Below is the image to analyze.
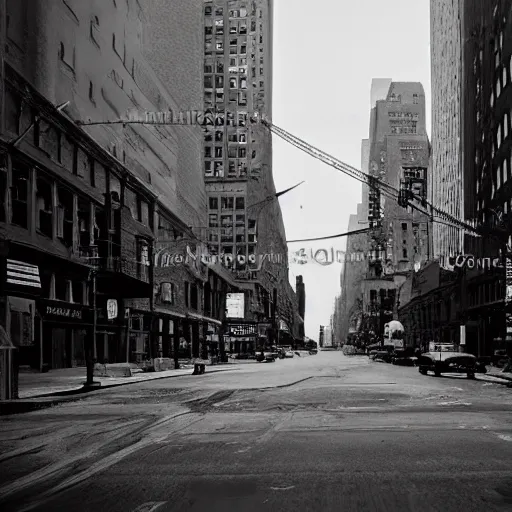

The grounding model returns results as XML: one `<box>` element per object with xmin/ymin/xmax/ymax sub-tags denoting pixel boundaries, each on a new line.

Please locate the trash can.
<box><xmin>0</xmin><ymin>325</ymin><xmax>18</xmax><ymax>400</ymax></box>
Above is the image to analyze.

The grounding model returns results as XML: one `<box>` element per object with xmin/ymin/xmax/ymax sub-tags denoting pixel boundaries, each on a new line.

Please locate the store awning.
<box><xmin>5</xmin><ymin>259</ymin><xmax>41</xmax><ymax>296</ymax></box>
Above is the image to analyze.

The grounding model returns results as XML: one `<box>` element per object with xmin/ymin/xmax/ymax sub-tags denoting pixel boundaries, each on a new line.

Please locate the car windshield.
<box><xmin>433</xmin><ymin>344</ymin><xmax>456</xmax><ymax>352</ymax></box>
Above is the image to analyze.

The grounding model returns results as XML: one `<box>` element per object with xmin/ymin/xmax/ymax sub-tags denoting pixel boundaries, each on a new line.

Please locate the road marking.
<box><xmin>130</xmin><ymin>503</ymin><xmax>167</xmax><ymax>512</ymax></box>
<box><xmin>497</xmin><ymin>434</ymin><xmax>512</xmax><ymax>442</ymax></box>
<box><xmin>270</xmin><ymin>486</ymin><xmax>295</xmax><ymax>491</ymax></box>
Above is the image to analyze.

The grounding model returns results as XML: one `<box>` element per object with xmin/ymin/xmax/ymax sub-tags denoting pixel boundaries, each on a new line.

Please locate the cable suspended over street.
<box><xmin>261</xmin><ymin>118</ymin><xmax>479</xmax><ymax>236</ymax></box>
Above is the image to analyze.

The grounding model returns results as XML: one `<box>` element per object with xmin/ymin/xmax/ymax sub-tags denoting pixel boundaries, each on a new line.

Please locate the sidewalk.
<box><xmin>17</xmin><ymin>363</ymin><xmax>241</xmax><ymax>399</ymax></box>
<box><xmin>475</xmin><ymin>367</ymin><xmax>512</xmax><ymax>386</ymax></box>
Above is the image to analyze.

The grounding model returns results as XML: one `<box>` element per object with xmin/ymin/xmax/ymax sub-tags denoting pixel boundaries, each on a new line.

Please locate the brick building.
<box><xmin>430</xmin><ymin>0</ymin><xmax>464</xmax><ymax>266</ymax></box>
<box><xmin>201</xmin><ymin>0</ymin><xmax>297</xmax><ymax>353</ymax></box>
<box><xmin>0</xmin><ymin>0</ymin><xmax>239</xmax><ymax>371</ymax></box>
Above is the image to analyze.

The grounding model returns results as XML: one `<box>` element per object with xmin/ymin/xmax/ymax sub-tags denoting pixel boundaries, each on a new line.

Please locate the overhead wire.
<box><xmin>261</xmin><ymin>119</ymin><xmax>482</xmax><ymax>237</ymax></box>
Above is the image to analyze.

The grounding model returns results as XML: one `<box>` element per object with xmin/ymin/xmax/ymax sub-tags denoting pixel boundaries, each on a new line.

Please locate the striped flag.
<box><xmin>6</xmin><ymin>259</ymin><xmax>41</xmax><ymax>289</ymax></box>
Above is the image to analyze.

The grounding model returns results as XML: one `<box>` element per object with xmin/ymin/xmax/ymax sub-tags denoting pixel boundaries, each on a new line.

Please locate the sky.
<box><xmin>271</xmin><ymin>0</ymin><xmax>432</xmax><ymax>340</ymax></box>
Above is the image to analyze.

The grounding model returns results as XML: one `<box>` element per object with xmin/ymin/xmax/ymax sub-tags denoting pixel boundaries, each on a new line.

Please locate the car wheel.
<box><xmin>467</xmin><ymin>372</ymin><xmax>475</xmax><ymax>379</ymax></box>
<box><xmin>419</xmin><ymin>367</ymin><xmax>427</xmax><ymax>375</ymax></box>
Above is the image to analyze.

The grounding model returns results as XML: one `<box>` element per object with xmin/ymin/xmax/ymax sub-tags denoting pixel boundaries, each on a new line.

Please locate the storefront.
<box><xmin>36</xmin><ymin>299</ymin><xmax>93</xmax><ymax>369</ymax></box>
<box><xmin>224</xmin><ymin>322</ymin><xmax>257</xmax><ymax>354</ymax></box>
<box><xmin>2</xmin><ymin>259</ymin><xmax>42</xmax><ymax>369</ymax></box>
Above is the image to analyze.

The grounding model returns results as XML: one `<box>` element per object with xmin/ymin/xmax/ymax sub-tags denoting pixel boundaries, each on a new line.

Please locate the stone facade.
<box><xmin>0</xmin><ymin>0</ymin><xmax>230</xmax><ymax>367</ymax></box>
<box><xmin>201</xmin><ymin>0</ymin><xmax>296</xmax><ymax>346</ymax></box>
<box><xmin>430</xmin><ymin>0</ymin><xmax>464</xmax><ymax>266</ymax></box>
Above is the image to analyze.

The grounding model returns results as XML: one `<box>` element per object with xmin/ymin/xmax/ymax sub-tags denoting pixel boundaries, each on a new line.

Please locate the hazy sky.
<box><xmin>272</xmin><ymin>0</ymin><xmax>432</xmax><ymax>340</ymax></box>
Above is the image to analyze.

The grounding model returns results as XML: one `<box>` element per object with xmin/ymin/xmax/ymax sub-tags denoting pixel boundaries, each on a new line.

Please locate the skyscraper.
<box><xmin>202</xmin><ymin>1</ymin><xmax>295</xmax><ymax>347</ymax></box>
<box><xmin>430</xmin><ymin>0</ymin><xmax>464</xmax><ymax>266</ymax></box>
<box><xmin>459</xmin><ymin>0</ymin><xmax>511</xmax><ymax>355</ymax></box>
<box><xmin>362</xmin><ymin>81</ymin><xmax>431</xmax><ymax>340</ymax></box>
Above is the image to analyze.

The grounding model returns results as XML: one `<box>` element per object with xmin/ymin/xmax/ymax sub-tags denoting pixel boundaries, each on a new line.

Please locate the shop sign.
<box><xmin>107</xmin><ymin>299</ymin><xmax>118</xmax><ymax>320</ymax></box>
<box><xmin>46</xmin><ymin>306</ymin><xmax>82</xmax><ymax>319</ymax></box>
<box><xmin>39</xmin><ymin>300</ymin><xmax>91</xmax><ymax>322</ymax></box>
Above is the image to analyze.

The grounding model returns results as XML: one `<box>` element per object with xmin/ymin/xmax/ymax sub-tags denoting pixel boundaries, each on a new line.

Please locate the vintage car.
<box><xmin>391</xmin><ymin>348</ymin><xmax>418</xmax><ymax>366</ymax></box>
<box><xmin>418</xmin><ymin>344</ymin><xmax>484</xmax><ymax>378</ymax></box>
<box><xmin>256</xmin><ymin>351</ymin><xmax>276</xmax><ymax>362</ymax></box>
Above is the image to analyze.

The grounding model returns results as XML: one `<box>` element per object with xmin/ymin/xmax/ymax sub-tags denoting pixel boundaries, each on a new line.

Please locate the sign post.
<box><xmin>505</xmin><ymin>251</ymin><xmax>512</xmax><ymax>355</ymax></box>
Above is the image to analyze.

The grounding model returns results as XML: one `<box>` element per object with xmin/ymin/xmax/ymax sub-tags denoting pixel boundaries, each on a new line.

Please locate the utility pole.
<box><xmin>84</xmin><ymin>270</ymin><xmax>100</xmax><ymax>388</ymax></box>
<box><xmin>271</xmin><ymin>287</ymin><xmax>278</xmax><ymax>348</ymax></box>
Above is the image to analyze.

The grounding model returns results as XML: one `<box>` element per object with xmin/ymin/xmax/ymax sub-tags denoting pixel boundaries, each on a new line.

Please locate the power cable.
<box><xmin>287</xmin><ymin>228</ymin><xmax>371</xmax><ymax>243</ymax></box>
<box><xmin>261</xmin><ymin>119</ymin><xmax>482</xmax><ymax>236</ymax></box>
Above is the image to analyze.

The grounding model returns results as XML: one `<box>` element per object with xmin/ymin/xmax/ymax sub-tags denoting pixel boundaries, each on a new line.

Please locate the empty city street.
<box><xmin>1</xmin><ymin>351</ymin><xmax>512</xmax><ymax>511</ymax></box>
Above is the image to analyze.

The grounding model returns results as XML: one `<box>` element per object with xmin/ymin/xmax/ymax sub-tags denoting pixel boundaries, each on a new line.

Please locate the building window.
<box><xmin>36</xmin><ymin>175</ymin><xmax>53</xmax><ymax>238</ymax></box>
<box><xmin>235</xmin><ymin>197</ymin><xmax>245</xmax><ymax>210</ymax></box>
<box><xmin>402</xmin><ymin>248</ymin><xmax>408</xmax><ymax>259</ymax></box>
<box><xmin>209</xmin><ymin>197</ymin><xmax>218</xmax><ymax>210</ymax></box>
<box><xmin>221</xmin><ymin>197</ymin><xmax>234</xmax><ymax>210</ymax></box>
<box><xmin>137</xmin><ymin>240</ymin><xmax>150</xmax><ymax>281</ymax></box>
<box><xmin>11</xmin><ymin>161</ymin><xmax>30</xmax><ymax>229</ymax></box>
<box><xmin>208</xmin><ymin>213</ymin><xmax>218</xmax><ymax>227</ymax></box>
<box><xmin>160</xmin><ymin>283</ymin><xmax>175</xmax><ymax>305</ymax></box>
<box><xmin>184</xmin><ymin>282</ymin><xmax>189</xmax><ymax>307</ymax></box>
<box><xmin>190</xmin><ymin>284</ymin><xmax>198</xmax><ymax>310</ymax></box>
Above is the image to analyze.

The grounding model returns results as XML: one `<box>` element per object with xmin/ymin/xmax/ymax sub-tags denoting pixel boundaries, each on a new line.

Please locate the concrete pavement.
<box><xmin>0</xmin><ymin>351</ymin><xmax>511</xmax><ymax>511</ymax></box>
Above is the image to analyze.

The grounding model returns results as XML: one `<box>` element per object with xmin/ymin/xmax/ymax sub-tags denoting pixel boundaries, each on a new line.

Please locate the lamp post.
<box><xmin>84</xmin><ymin>269</ymin><xmax>100</xmax><ymax>388</ymax></box>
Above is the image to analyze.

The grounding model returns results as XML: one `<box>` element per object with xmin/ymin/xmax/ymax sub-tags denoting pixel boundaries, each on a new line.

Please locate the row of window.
<box><xmin>202</xmin><ymin>111</ymin><xmax>251</xmax><ymax>128</ymax></box>
<box><xmin>494</xmin><ymin>110</ymin><xmax>512</xmax><ymax>154</ymax></box>
<box><xmin>491</xmin><ymin>55</ymin><xmax>512</xmax><ymax>108</ymax></box>
<box><xmin>205</xmin><ymin>146</ymin><xmax>256</xmax><ymax>159</ymax></box>
<box><xmin>208</xmin><ymin>196</ymin><xmax>246</xmax><ymax>211</ymax></box>
<box><xmin>205</xmin><ymin>160</ymin><xmax>248</xmax><ymax>178</ymax></box>
<box><xmin>204</xmin><ymin>4</ymin><xmax>262</xmax><ymax>19</ymax></box>
<box><xmin>389</xmin><ymin>112</ymin><xmax>419</xmax><ymax>119</ymax></box>
<box><xmin>4</xmin><ymin>85</ymin><xmax>154</xmax><ymax>227</ymax></box>
<box><xmin>204</xmin><ymin>75</ymin><xmax>248</xmax><ymax>90</ymax></box>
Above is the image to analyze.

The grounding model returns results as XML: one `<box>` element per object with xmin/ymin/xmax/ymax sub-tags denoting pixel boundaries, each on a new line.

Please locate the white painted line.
<box><xmin>497</xmin><ymin>434</ymin><xmax>512</xmax><ymax>442</ymax></box>
<box><xmin>270</xmin><ymin>486</ymin><xmax>295</xmax><ymax>491</ymax></box>
<box><xmin>130</xmin><ymin>503</ymin><xmax>167</xmax><ymax>512</ymax></box>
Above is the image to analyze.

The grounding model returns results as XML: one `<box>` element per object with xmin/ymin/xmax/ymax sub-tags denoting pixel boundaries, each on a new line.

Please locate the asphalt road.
<box><xmin>1</xmin><ymin>351</ymin><xmax>512</xmax><ymax>512</ymax></box>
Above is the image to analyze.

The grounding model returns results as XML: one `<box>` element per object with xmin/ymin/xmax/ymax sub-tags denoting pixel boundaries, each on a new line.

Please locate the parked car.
<box><xmin>418</xmin><ymin>346</ymin><xmax>481</xmax><ymax>378</ymax></box>
<box><xmin>392</xmin><ymin>349</ymin><xmax>418</xmax><ymax>366</ymax></box>
<box><xmin>256</xmin><ymin>352</ymin><xmax>276</xmax><ymax>362</ymax></box>
<box><xmin>372</xmin><ymin>350</ymin><xmax>393</xmax><ymax>363</ymax></box>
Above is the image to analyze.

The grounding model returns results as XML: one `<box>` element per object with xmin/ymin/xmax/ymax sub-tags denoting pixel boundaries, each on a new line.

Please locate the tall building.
<box><xmin>430</xmin><ymin>0</ymin><xmax>464</xmax><ymax>266</ymax></box>
<box><xmin>202</xmin><ymin>1</ymin><xmax>296</xmax><ymax>351</ymax></box>
<box><xmin>459</xmin><ymin>0</ymin><xmax>511</xmax><ymax>355</ymax></box>
<box><xmin>362</xmin><ymin>81</ymin><xmax>432</xmax><ymax>341</ymax></box>
<box><xmin>0</xmin><ymin>0</ymin><xmax>234</xmax><ymax>375</ymax></box>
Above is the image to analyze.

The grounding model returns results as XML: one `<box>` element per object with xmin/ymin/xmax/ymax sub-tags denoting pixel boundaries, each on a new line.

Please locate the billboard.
<box><xmin>226</xmin><ymin>293</ymin><xmax>245</xmax><ymax>319</ymax></box>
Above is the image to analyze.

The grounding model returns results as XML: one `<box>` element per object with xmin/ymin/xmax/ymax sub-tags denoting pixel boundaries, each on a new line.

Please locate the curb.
<box><xmin>475</xmin><ymin>374</ymin><xmax>512</xmax><ymax>387</ymax></box>
<box><xmin>2</xmin><ymin>366</ymin><xmax>240</xmax><ymax>415</ymax></box>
